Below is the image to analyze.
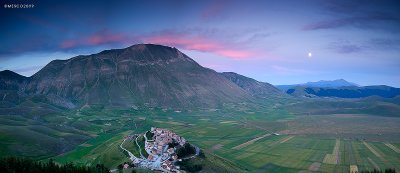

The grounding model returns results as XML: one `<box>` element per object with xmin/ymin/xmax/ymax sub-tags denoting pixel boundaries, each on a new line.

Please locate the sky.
<box><xmin>1</xmin><ymin>0</ymin><xmax>400</xmax><ymax>87</ymax></box>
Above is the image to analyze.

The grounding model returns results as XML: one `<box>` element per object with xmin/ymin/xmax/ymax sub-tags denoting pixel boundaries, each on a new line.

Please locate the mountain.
<box><xmin>0</xmin><ymin>70</ymin><xmax>28</xmax><ymax>106</ymax></box>
<box><xmin>286</xmin><ymin>85</ymin><xmax>400</xmax><ymax>98</ymax></box>
<box><xmin>276</xmin><ymin>79</ymin><xmax>358</xmax><ymax>91</ymax></box>
<box><xmin>0</xmin><ymin>70</ymin><xmax>27</xmax><ymax>90</ymax></box>
<box><xmin>15</xmin><ymin>44</ymin><xmax>255</xmax><ymax>109</ymax></box>
<box><xmin>221</xmin><ymin>72</ymin><xmax>283</xmax><ymax>98</ymax></box>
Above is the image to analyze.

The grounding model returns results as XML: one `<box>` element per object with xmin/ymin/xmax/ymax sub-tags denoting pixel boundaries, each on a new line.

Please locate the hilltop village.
<box><xmin>119</xmin><ymin>127</ymin><xmax>199</xmax><ymax>172</ymax></box>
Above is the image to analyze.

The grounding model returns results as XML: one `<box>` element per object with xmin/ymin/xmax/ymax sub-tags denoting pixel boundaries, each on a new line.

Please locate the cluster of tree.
<box><xmin>167</xmin><ymin>139</ymin><xmax>179</xmax><ymax>148</ymax></box>
<box><xmin>198</xmin><ymin>150</ymin><xmax>205</xmax><ymax>158</ymax></box>
<box><xmin>359</xmin><ymin>169</ymin><xmax>396</xmax><ymax>173</ymax></box>
<box><xmin>0</xmin><ymin>157</ymin><xmax>109</xmax><ymax>173</ymax></box>
<box><xmin>176</xmin><ymin>143</ymin><xmax>196</xmax><ymax>158</ymax></box>
<box><xmin>145</xmin><ymin>131</ymin><xmax>154</xmax><ymax>140</ymax></box>
<box><xmin>176</xmin><ymin>159</ymin><xmax>202</xmax><ymax>173</ymax></box>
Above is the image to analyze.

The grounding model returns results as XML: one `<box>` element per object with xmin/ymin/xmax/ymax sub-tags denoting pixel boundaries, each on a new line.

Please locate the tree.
<box><xmin>176</xmin><ymin>159</ymin><xmax>203</xmax><ymax>172</ymax></box>
<box><xmin>198</xmin><ymin>150</ymin><xmax>205</xmax><ymax>158</ymax></box>
<box><xmin>117</xmin><ymin>164</ymin><xmax>123</xmax><ymax>170</ymax></box>
<box><xmin>177</xmin><ymin>143</ymin><xmax>196</xmax><ymax>158</ymax></box>
<box><xmin>168</xmin><ymin>139</ymin><xmax>179</xmax><ymax>148</ymax></box>
<box><xmin>146</xmin><ymin>131</ymin><xmax>154</xmax><ymax>139</ymax></box>
<box><xmin>360</xmin><ymin>169</ymin><xmax>397</xmax><ymax>173</ymax></box>
<box><xmin>0</xmin><ymin>156</ymin><xmax>110</xmax><ymax>173</ymax></box>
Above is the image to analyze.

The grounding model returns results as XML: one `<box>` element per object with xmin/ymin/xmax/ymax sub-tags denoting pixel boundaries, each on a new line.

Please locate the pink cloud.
<box><xmin>60</xmin><ymin>32</ymin><xmax>127</xmax><ymax>49</ymax></box>
<box><xmin>60</xmin><ymin>40</ymin><xmax>77</xmax><ymax>49</ymax></box>
<box><xmin>143</xmin><ymin>33</ymin><xmax>257</xmax><ymax>59</ymax></box>
<box><xmin>86</xmin><ymin>34</ymin><xmax>124</xmax><ymax>45</ymax></box>
<box><xmin>58</xmin><ymin>30</ymin><xmax>261</xmax><ymax>60</ymax></box>
<box><xmin>216</xmin><ymin>50</ymin><xmax>254</xmax><ymax>59</ymax></box>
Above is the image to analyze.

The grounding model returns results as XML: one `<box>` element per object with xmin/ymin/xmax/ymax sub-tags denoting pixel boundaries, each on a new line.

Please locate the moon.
<box><xmin>308</xmin><ymin>52</ymin><xmax>312</xmax><ymax>57</ymax></box>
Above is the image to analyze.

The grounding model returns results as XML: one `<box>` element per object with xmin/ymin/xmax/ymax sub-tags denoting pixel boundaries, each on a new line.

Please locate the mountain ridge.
<box><xmin>0</xmin><ymin>70</ymin><xmax>27</xmax><ymax>90</ymax></box>
<box><xmin>286</xmin><ymin>85</ymin><xmax>400</xmax><ymax>98</ymax></box>
<box><xmin>220</xmin><ymin>72</ymin><xmax>284</xmax><ymax>98</ymax></box>
<box><xmin>276</xmin><ymin>79</ymin><xmax>358</xmax><ymax>91</ymax></box>
<box><xmin>2</xmin><ymin>44</ymin><xmax>260</xmax><ymax>109</ymax></box>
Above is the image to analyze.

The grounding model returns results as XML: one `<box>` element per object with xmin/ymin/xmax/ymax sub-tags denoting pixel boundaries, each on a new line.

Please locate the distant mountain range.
<box><xmin>0</xmin><ymin>44</ymin><xmax>282</xmax><ymax>109</ymax></box>
<box><xmin>276</xmin><ymin>79</ymin><xmax>358</xmax><ymax>91</ymax></box>
<box><xmin>277</xmin><ymin>79</ymin><xmax>400</xmax><ymax>98</ymax></box>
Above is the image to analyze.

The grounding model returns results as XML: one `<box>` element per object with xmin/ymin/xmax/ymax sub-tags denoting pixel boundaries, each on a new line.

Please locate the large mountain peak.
<box><xmin>25</xmin><ymin>44</ymin><xmax>253</xmax><ymax>108</ymax></box>
<box><xmin>92</xmin><ymin>44</ymin><xmax>192</xmax><ymax>63</ymax></box>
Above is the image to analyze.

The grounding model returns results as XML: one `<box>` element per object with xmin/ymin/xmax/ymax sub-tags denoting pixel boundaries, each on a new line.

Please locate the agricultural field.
<box><xmin>134</xmin><ymin>110</ymin><xmax>400</xmax><ymax>172</ymax></box>
<box><xmin>1</xmin><ymin>102</ymin><xmax>400</xmax><ymax>172</ymax></box>
<box><xmin>54</xmin><ymin>131</ymin><xmax>131</xmax><ymax>168</ymax></box>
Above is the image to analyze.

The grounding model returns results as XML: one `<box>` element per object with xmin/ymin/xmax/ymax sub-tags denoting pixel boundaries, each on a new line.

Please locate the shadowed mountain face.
<box><xmin>221</xmin><ymin>72</ymin><xmax>283</xmax><ymax>98</ymax></box>
<box><xmin>0</xmin><ymin>70</ymin><xmax>27</xmax><ymax>90</ymax></box>
<box><xmin>0</xmin><ymin>70</ymin><xmax>28</xmax><ymax>106</ymax></box>
<box><xmin>23</xmin><ymin>44</ymin><xmax>253</xmax><ymax>109</ymax></box>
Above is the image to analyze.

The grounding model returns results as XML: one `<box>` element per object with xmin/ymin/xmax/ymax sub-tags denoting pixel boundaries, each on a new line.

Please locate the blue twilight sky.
<box><xmin>1</xmin><ymin>0</ymin><xmax>399</xmax><ymax>86</ymax></box>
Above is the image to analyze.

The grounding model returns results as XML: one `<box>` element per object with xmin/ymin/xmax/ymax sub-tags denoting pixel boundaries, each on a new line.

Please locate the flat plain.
<box><xmin>1</xmin><ymin>98</ymin><xmax>400</xmax><ymax>172</ymax></box>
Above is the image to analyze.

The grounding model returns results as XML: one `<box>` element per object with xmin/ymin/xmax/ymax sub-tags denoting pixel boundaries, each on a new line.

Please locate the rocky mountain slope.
<box><xmin>221</xmin><ymin>72</ymin><xmax>283</xmax><ymax>98</ymax></box>
<box><xmin>4</xmin><ymin>44</ymin><xmax>259</xmax><ymax>109</ymax></box>
<box><xmin>0</xmin><ymin>70</ymin><xmax>28</xmax><ymax>106</ymax></box>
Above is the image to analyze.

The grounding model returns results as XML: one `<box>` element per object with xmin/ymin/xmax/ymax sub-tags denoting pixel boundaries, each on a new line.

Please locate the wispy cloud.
<box><xmin>200</xmin><ymin>0</ymin><xmax>227</xmax><ymax>21</ymax></box>
<box><xmin>334</xmin><ymin>44</ymin><xmax>362</xmax><ymax>54</ymax></box>
<box><xmin>327</xmin><ymin>40</ymin><xmax>364</xmax><ymax>54</ymax></box>
<box><xmin>303</xmin><ymin>18</ymin><xmax>357</xmax><ymax>31</ymax></box>
<box><xmin>144</xmin><ymin>35</ymin><xmax>257</xmax><ymax>59</ymax></box>
<box><xmin>368</xmin><ymin>38</ymin><xmax>400</xmax><ymax>50</ymax></box>
<box><xmin>304</xmin><ymin>0</ymin><xmax>400</xmax><ymax>31</ymax></box>
<box><xmin>327</xmin><ymin>38</ymin><xmax>400</xmax><ymax>54</ymax></box>
<box><xmin>49</xmin><ymin>28</ymin><xmax>264</xmax><ymax>60</ymax></box>
<box><xmin>303</xmin><ymin>14</ymin><xmax>400</xmax><ymax>31</ymax></box>
<box><xmin>60</xmin><ymin>31</ymin><xmax>127</xmax><ymax>49</ymax></box>
<box><xmin>323</xmin><ymin>0</ymin><xmax>365</xmax><ymax>14</ymax></box>
<box><xmin>141</xmin><ymin>30</ymin><xmax>260</xmax><ymax>59</ymax></box>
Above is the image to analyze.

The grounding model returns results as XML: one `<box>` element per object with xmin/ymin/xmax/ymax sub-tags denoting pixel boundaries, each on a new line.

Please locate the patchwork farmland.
<box><xmin>323</xmin><ymin>139</ymin><xmax>340</xmax><ymax>165</ymax></box>
<box><xmin>148</xmin><ymin>113</ymin><xmax>400</xmax><ymax>172</ymax></box>
<box><xmin>16</xmin><ymin>107</ymin><xmax>399</xmax><ymax>172</ymax></box>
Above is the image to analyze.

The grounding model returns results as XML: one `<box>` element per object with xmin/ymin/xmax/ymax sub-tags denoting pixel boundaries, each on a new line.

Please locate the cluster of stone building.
<box><xmin>145</xmin><ymin>127</ymin><xmax>187</xmax><ymax>171</ymax></box>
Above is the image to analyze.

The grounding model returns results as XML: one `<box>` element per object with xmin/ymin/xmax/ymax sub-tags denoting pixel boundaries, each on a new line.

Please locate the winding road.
<box><xmin>120</xmin><ymin>138</ymin><xmax>138</xmax><ymax>161</ymax></box>
<box><xmin>135</xmin><ymin>135</ymin><xmax>146</xmax><ymax>159</ymax></box>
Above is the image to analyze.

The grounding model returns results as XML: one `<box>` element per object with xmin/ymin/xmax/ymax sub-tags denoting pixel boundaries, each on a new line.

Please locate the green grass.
<box><xmin>54</xmin><ymin>131</ymin><xmax>132</xmax><ymax>168</ymax></box>
<box><xmin>122</xmin><ymin>139</ymin><xmax>140</xmax><ymax>158</ymax></box>
<box><xmin>137</xmin><ymin>135</ymin><xmax>148</xmax><ymax>158</ymax></box>
<box><xmin>1</xmin><ymin>103</ymin><xmax>400</xmax><ymax>172</ymax></box>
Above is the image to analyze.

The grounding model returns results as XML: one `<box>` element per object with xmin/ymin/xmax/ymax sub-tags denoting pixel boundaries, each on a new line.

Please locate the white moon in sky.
<box><xmin>308</xmin><ymin>52</ymin><xmax>312</xmax><ymax>57</ymax></box>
